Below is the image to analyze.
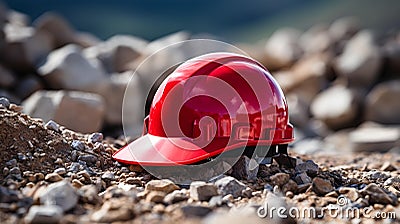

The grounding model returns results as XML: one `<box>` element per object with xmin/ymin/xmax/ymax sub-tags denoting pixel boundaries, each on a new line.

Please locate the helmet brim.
<box><xmin>112</xmin><ymin>133</ymin><xmax>294</xmax><ymax>166</ymax></box>
<box><xmin>112</xmin><ymin>134</ymin><xmax>234</xmax><ymax>166</ymax></box>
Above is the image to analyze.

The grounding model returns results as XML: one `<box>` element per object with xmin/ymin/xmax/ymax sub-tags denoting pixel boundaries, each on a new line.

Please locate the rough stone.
<box><xmin>23</xmin><ymin>90</ymin><xmax>105</xmax><ymax>133</ymax></box>
<box><xmin>329</xmin><ymin>17</ymin><xmax>359</xmax><ymax>41</ymax></box>
<box><xmin>90</xmin><ymin>199</ymin><xmax>134</xmax><ymax>222</ymax></box>
<box><xmin>295</xmin><ymin>160</ymin><xmax>319</xmax><ymax>177</ymax></box>
<box><xmin>101</xmin><ymin>171</ymin><xmax>115</xmax><ymax>181</ymax></box>
<box><xmin>78</xmin><ymin>154</ymin><xmax>97</xmax><ymax>166</ymax></box>
<box><xmin>44</xmin><ymin>173</ymin><xmax>63</xmax><ymax>182</ymax></box>
<box><xmin>44</xmin><ymin>120</ymin><xmax>59</xmax><ymax>132</ymax></box>
<box><xmin>34</xmin><ymin>12</ymin><xmax>76</xmax><ymax>48</ymax></box>
<box><xmin>181</xmin><ymin>205</ymin><xmax>212</xmax><ymax>218</ymax></box>
<box><xmin>365</xmin><ymin>81</ymin><xmax>400</xmax><ymax>124</ymax></box>
<box><xmin>380</xmin><ymin>162</ymin><xmax>397</xmax><ymax>172</ymax></box>
<box><xmin>274</xmin><ymin>53</ymin><xmax>330</xmax><ymax>105</ymax></box>
<box><xmin>270</xmin><ymin>173</ymin><xmax>290</xmax><ymax>187</ymax></box>
<box><xmin>334</xmin><ymin>31</ymin><xmax>382</xmax><ymax>87</ymax></box>
<box><xmin>215</xmin><ymin>176</ymin><xmax>246</xmax><ymax>198</ymax></box>
<box><xmin>2</xmin><ymin>24</ymin><xmax>53</xmax><ymax>72</ymax></box>
<box><xmin>91</xmin><ymin>72</ymin><xmax>143</xmax><ymax>130</ymax></box>
<box><xmin>230</xmin><ymin>156</ymin><xmax>259</xmax><ymax>181</ymax></box>
<box><xmin>312</xmin><ymin>177</ymin><xmax>334</xmax><ymax>196</ymax></box>
<box><xmin>146</xmin><ymin>191</ymin><xmax>166</xmax><ymax>203</ymax></box>
<box><xmin>189</xmin><ymin>181</ymin><xmax>218</xmax><ymax>201</ymax></box>
<box><xmin>37</xmin><ymin>44</ymin><xmax>107</xmax><ymax>90</ymax></box>
<box><xmin>311</xmin><ymin>85</ymin><xmax>360</xmax><ymax>130</ymax></box>
<box><xmin>300</xmin><ymin>25</ymin><xmax>332</xmax><ymax>54</ymax></box>
<box><xmin>294</xmin><ymin>172</ymin><xmax>312</xmax><ymax>184</ymax></box>
<box><xmin>125</xmin><ymin>177</ymin><xmax>142</xmax><ymax>186</ymax></box>
<box><xmin>145</xmin><ymin>179</ymin><xmax>179</xmax><ymax>194</ymax></box>
<box><xmin>282</xmin><ymin>180</ymin><xmax>298</xmax><ymax>194</ymax></box>
<box><xmin>264</xmin><ymin>28</ymin><xmax>302</xmax><ymax>69</ymax></box>
<box><xmin>363</xmin><ymin>170</ymin><xmax>390</xmax><ymax>181</ymax></box>
<box><xmin>24</xmin><ymin>205</ymin><xmax>63</xmax><ymax>224</ymax></box>
<box><xmin>83</xmin><ymin>35</ymin><xmax>147</xmax><ymax>73</ymax></box>
<box><xmin>349</xmin><ymin>124</ymin><xmax>400</xmax><ymax>152</ymax></box>
<box><xmin>384</xmin><ymin>177</ymin><xmax>400</xmax><ymax>186</ymax></box>
<box><xmin>163</xmin><ymin>189</ymin><xmax>188</xmax><ymax>204</ymax></box>
<box><xmin>53</xmin><ymin>168</ymin><xmax>66</xmax><ymax>176</ymax></box>
<box><xmin>79</xmin><ymin>185</ymin><xmax>102</xmax><ymax>205</ymax></box>
<box><xmin>88</xmin><ymin>132</ymin><xmax>103</xmax><ymax>143</ymax></box>
<box><xmin>39</xmin><ymin>181</ymin><xmax>78</xmax><ymax>211</ymax></box>
<box><xmin>0</xmin><ymin>97</ymin><xmax>10</xmax><ymax>109</ymax></box>
<box><xmin>360</xmin><ymin>183</ymin><xmax>396</xmax><ymax>205</ymax></box>
<box><xmin>339</xmin><ymin>187</ymin><xmax>359</xmax><ymax>201</ymax></box>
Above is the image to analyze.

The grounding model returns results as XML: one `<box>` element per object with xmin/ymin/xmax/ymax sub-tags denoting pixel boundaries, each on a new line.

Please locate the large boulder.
<box><xmin>84</xmin><ymin>35</ymin><xmax>147</xmax><ymax>73</ymax></box>
<box><xmin>37</xmin><ymin>44</ymin><xmax>107</xmax><ymax>90</ymax></box>
<box><xmin>311</xmin><ymin>85</ymin><xmax>361</xmax><ymax>130</ymax></box>
<box><xmin>300</xmin><ymin>24</ymin><xmax>333</xmax><ymax>54</ymax></box>
<box><xmin>349</xmin><ymin>123</ymin><xmax>400</xmax><ymax>152</ymax></box>
<box><xmin>365</xmin><ymin>80</ymin><xmax>400</xmax><ymax>124</ymax></box>
<box><xmin>274</xmin><ymin>53</ymin><xmax>331</xmax><ymax>104</ymax></box>
<box><xmin>23</xmin><ymin>90</ymin><xmax>105</xmax><ymax>133</ymax></box>
<box><xmin>264</xmin><ymin>28</ymin><xmax>303</xmax><ymax>70</ymax></box>
<box><xmin>334</xmin><ymin>31</ymin><xmax>382</xmax><ymax>87</ymax></box>
<box><xmin>1</xmin><ymin>24</ymin><xmax>53</xmax><ymax>72</ymax></box>
<box><xmin>93</xmin><ymin>72</ymin><xmax>143</xmax><ymax>129</ymax></box>
<box><xmin>34</xmin><ymin>12</ymin><xmax>76</xmax><ymax>48</ymax></box>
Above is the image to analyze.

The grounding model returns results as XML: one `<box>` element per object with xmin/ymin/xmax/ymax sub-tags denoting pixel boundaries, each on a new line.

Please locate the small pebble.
<box><xmin>45</xmin><ymin>120</ymin><xmax>60</xmax><ymax>132</ymax></box>
<box><xmin>54</xmin><ymin>168</ymin><xmax>66</xmax><ymax>175</ymax></box>
<box><xmin>0</xmin><ymin>97</ymin><xmax>10</xmax><ymax>109</ymax></box>
<box><xmin>88</xmin><ymin>133</ymin><xmax>103</xmax><ymax>143</ymax></box>
<box><xmin>71</xmin><ymin>140</ymin><xmax>85</xmax><ymax>151</ymax></box>
<box><xmin>45</xmin><ymin>173</ymin><xmax>64</xmax><ymax>182</ymax></box>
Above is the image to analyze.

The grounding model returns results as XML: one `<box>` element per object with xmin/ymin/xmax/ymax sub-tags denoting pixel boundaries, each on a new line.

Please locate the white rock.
<box><xmin>92</xmin><ymin>72</ymin><xmax>143</xmax><ymax>128</ymax></box>
<box><xmin>265</xmin><ymin>28</ymin><xmax>302</xmax><ymax>69</ymax></box>
<box><xmin>311</xmin><ymin>85</ymin><xmax>360</xmax><ymax>130</ymax></box>
<box><xmin>215</xmin><ymin>176</ymin><xmax>246</xmax><ymax>198</ymax></box>
<box><xmin>334</xmin><ymin>31</ymin><xmax>382</xmax><ymax>87</ymax></box>
<box><xmin>24</xmin><ymin>205</ymin><xmax>63</xmax><ymax>224</ymax></box>
<box><xmin>7</xmin><ymin>10</ymin><xmax>30</xmax><ymax>26</ymax></box>
<box><xmin>365</xmin><ymin>81</ymin><xmax>400</xmax><ymax>124</ymax></box>
<box><xmin>349</xmin><ymin>124</ymin><xmax>400</xmax><ymax>152</ymax></box>
<box><xmin>300</xmin><ymin>24</ymin><xmax>332</xmax><ymax>54</ymax></box>
<box><xmin>189</xmin><ymin>181</ymin><xmax>218</xmax><ymax>201</ymax></box>
<box><xmin>83</xmin><ymin>35</ymin><xmax>147</xmax><ymax>73</ymax></box>
<box><xmin>274</xmin><ymin>53</ymin><xmax>330</xmax><ymax>105</ymax></box>
<box><xmin>37</xmin><ymin>44</ymin><xmax>107</xmax><ymax>90</ymax></box>
<box><xmin>39</xmin><ymin>181</ymin><xmax>78</xmax><ymax>212</ymax></box>
<box><xmin>23</xmin><ymin>90</ymin><xmax>105</xmax><ymax>133</ymax></box>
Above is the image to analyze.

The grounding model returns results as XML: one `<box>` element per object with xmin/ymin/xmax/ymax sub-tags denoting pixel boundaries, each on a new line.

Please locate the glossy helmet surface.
<box><xmin>113</xmin><ymin>52</ymin><xmax>294</xmax><ymax>166</ymax></box>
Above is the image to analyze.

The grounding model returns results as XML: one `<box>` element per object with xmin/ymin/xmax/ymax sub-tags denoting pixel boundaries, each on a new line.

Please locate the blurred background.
<box><xmin>4</xmin><ymin>0</ymin><xmax>400</xmax><ymax>42</ymax></box>
<box><xmin>0</xmin><ymin>0</ymin><xmax>399</xmax><ymax>154</ymax></box>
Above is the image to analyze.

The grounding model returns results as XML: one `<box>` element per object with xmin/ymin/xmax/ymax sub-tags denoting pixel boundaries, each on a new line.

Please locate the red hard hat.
<box><xmin>113</xmin><ymin>52</ymin><xmax>294</xmax><ymax>166</ymax></box>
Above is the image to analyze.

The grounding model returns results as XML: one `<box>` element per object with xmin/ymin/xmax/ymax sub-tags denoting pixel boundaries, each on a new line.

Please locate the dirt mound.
<box><xmin>0</xmin><ymin>108</ymin><xmax>71</xmax><ymax>181</ymax></box>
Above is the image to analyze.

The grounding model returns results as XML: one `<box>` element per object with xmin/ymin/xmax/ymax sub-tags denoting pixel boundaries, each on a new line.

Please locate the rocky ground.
<box><xmin>0</xmin><ymin>100</ymin><xmax>400</xmax><ymax>223</ymax></box>
<box><xmin>1</xmin><ymin>2</ymin><xmax>400</xmax><ymax>224</ymax></box>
